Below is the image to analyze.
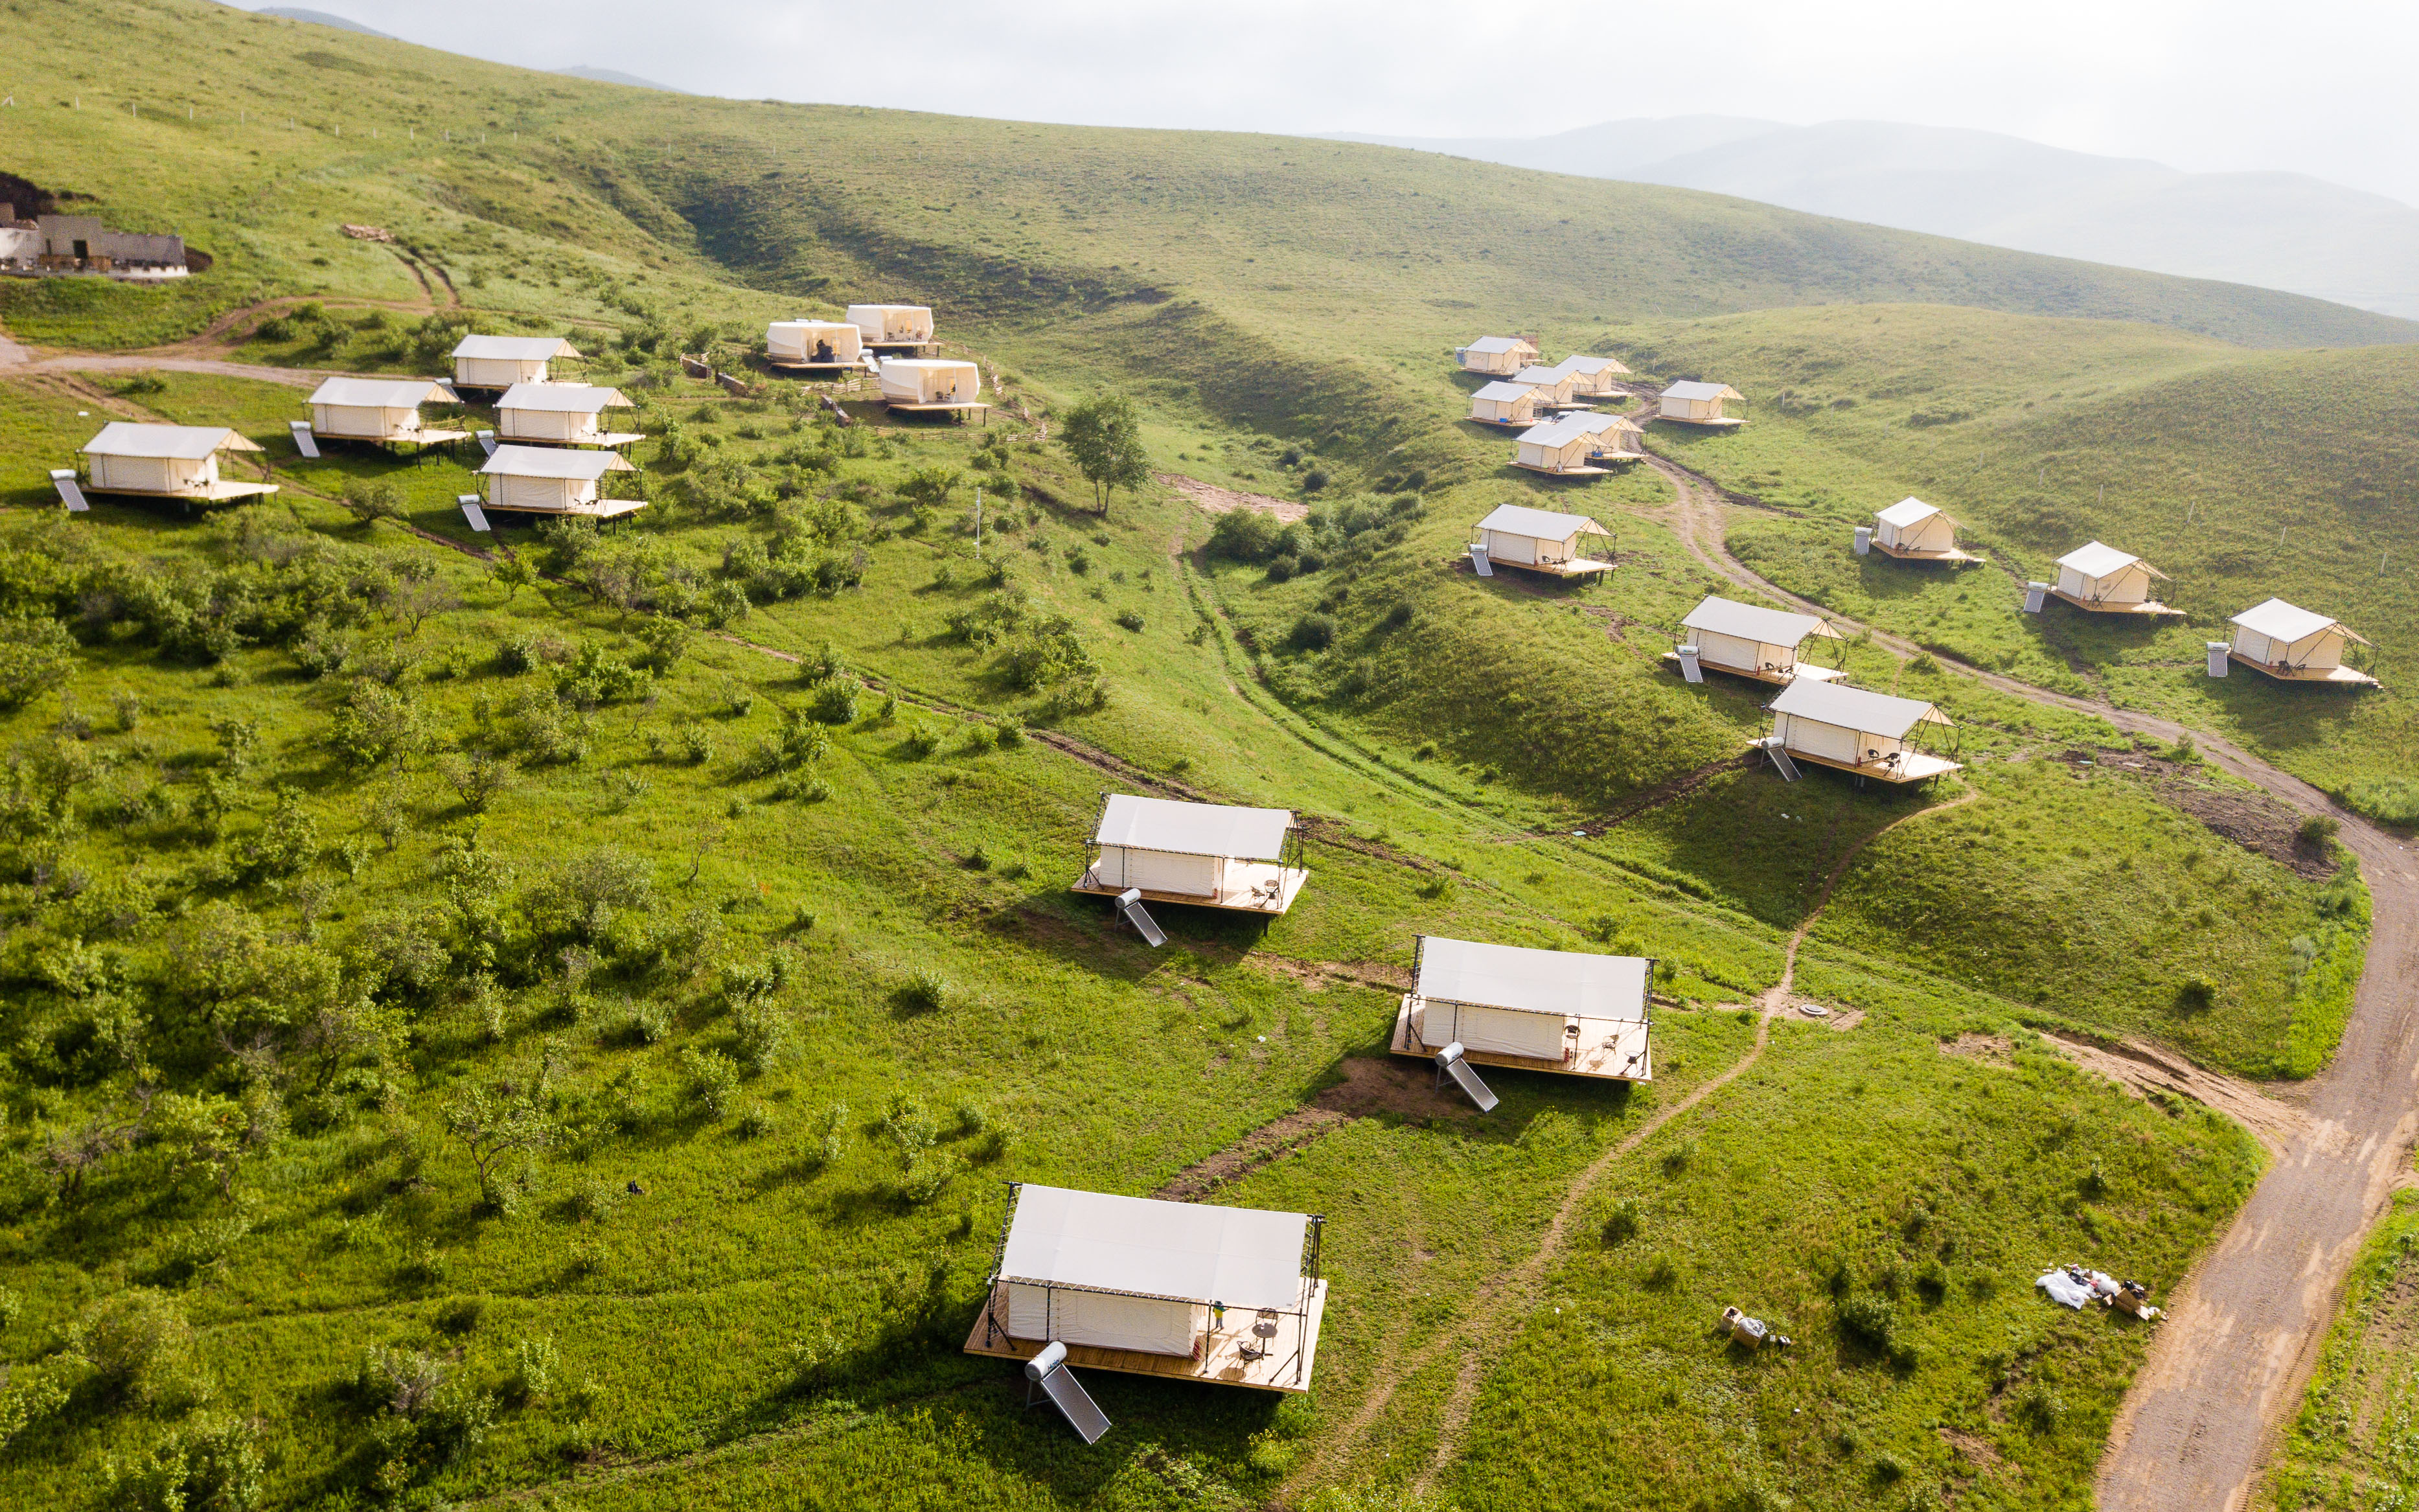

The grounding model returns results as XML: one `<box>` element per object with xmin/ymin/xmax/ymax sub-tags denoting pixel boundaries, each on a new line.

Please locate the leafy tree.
<box><xmin>1057</xmin><ymin>396</ymin><xmax>1151</xmax><ymax>517</ymax></box>
<box><xmin>0</xmin><ymin>615</ymin><xmax>76</xmax><ymax>709</ymax></box>
<box><xmin>339</xmin><ymin>477</ymin><xmax>404</xmax><ymax>525</ymax></box>
<box><xmin>488</xmin><ymin>552</ymin><xmax>537</xmax><ymax>599</ymax></box>
<box><xmin>443</xmin><ymin>1062</ymin><xmax>560</xmax><ymax>1210</ymax></box>
<box><xmin>896</xmin><ymin>466</ymin><xmax>960</xmax><ymax>512</ymax></box>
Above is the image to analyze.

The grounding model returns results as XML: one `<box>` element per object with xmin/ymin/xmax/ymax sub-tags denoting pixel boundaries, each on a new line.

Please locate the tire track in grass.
<box><xmin>1640</xmin><ymin>444</ymin><xmax>2419</xmax><ymax>1512</ymax></box>
<box><xmin>1292</xmin><ymin>793</ymin><xmax>1970</xmax><ymax>1506</ymax></box>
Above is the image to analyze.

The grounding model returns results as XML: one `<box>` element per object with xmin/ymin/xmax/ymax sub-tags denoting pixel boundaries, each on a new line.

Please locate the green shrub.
<box><xmin>679</xmin><ymin>1045</ymin><xmax>742</xmax><ymax>1118</ymax></box>
<box><xmin>1288</xmin><ymin>613</ymin><xmax>1336</xmax><ymax>652</ymax></box>
<box><xmin>896</xmin><ymin>968</ymin><xmax>948</xmax><ymax>1014</ymax></box>
<box><xmin>1600</xmin><ymin>1200</ymin><xmax>1641</xmax><ymax>1246</ymax></box>
<box><xmin>807</xmin><ymin>674</ymin><xmax>860</xmax><ymax>725</ymax></box>
<box><xmin>66</xmin><ymin>1289</ymin><xmax>203</xmax><ymax>1408</ymax></box>
<box><xmin>104</xmin><ymin>1413</ymin><xmax>265</xmax><ymax>1512</ymax></box>
<box><xmin>1836</xmin><ymin>1294</ymin><xmax>1897</xmax><ymax>1352</ymax></box>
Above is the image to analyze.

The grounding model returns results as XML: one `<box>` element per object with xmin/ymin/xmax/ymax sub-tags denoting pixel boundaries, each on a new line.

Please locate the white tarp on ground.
<box><xmin>1475</xmin><ymin>504</ymin><xmax>1605</xmax><ymax>540</ymax></box>
<box><xmin>1094</xmin><ymin>794</ymin><xmax>1291</xmax><ymax>861</ymax></box>
<box><xmin>1767</xmin><ymin>678</ymin><xmax>1948</xmax><ymax>740</ymax></box>
<box><xmin>1001</xmin><ymin>1186</ymin><xmax>1309</xmax><ymax>1312</ymax></box>
<box><xmin>1682</xmin><ymin>595</ymin><xmax>1838</xmax><ymax>648</ymax></box>
<box><xmin>2232</xmin><ymin>597</ymin><xmax>2359</xmax><ymax>645</ymax></box>
<box><xmin>1417</xmin><ymin>937</ymin><xmax>1649</xmax><ymax>1020</ymax></box>
<box><xmin>2037</xmin><ymin>1266</ymin><xmax>2120</xmax><ymax>1310</ymax></box>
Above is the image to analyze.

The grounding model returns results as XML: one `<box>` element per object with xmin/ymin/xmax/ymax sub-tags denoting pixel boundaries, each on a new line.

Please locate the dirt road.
<box><xmin>1647</xmin><ymin>453</ymin><xmax>2419</xmax><ymax>1512</ymax></box>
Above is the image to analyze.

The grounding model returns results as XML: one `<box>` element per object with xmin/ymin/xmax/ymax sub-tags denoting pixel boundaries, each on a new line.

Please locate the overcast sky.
<box><xmin>246</xmin><ymin>0</ymin><xmax>2419</xmax><ymax>206</ymax></box>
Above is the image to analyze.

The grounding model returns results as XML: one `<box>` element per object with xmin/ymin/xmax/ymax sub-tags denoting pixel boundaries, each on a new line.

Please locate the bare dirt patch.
<box><xmin>2061</xmin><ymin>750</ymin><xmax>2338</xmax><ymax>881</ymax></box>
<box><xmin>1941</xmin><ymin>1032</ymin><xmax>2015</xmax><ymax>1064</ymax></box>
<box><xmin>1158</xmin><ymin>472</ymin><xmax>1309</xmax><ymax>524</ymax></box>
<box><xmin>1245</xmin><ymin>954</ymin><xmax>1409</xmax><ymax>993</ymax></box>
<box><xmin>2046</xmin><ymin>1031</ymin><xmax>2309</xmax><ymax>1157</ymax></box>
<box><xmin>1313</xmin><ymin>1055</ymin><xmax>1473</xmax><ymax>1121</ymax></box>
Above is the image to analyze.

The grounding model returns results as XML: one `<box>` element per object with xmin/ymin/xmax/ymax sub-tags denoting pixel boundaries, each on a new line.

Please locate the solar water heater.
<box><xmin>1433</xmin><ymin>1041</ymin><xmax>1498</xmax><ymax>1113</ymax></box>
<box><xmin>287</xmin><ymin>420</ymin><xmax>321</xmax><ymax>459</ymax></box>
<box><xmin>1676</xmin><ymin>645</ymin><xmax>1704</xmax><ymax>683</ymax></box>
<box><xmin>47</xmin><ymin>470</ymin><xmax>88</xmax><ymax>512</ymax></box>
<box><xmin>1467</xmin><ymin>544</ymin><xmax>1493</xmax><ymax>577</ymax></box>
<box><xmin>476</xmin><ymin>430</ymin><xmax>498</xmax><ymax>457</ymax></box>
<box><xmin>1024</xmin><ymin>1341</ymin><xmax>1110</xmax><ymax>1445</ymax></box>
<box><xmin>1114</xmin><ymin>888</ymin><xmax>1167</xmax><ymax>948</ymax></box>
<box><xmin>457</xmin><ymin>496</ymin><xmax>490</xmax><ymax>533</ymax></box>
<box><xmin>1758</xmin><ymin>737</ymin><xmax>1802</xmax><ymax>783</ymax></box>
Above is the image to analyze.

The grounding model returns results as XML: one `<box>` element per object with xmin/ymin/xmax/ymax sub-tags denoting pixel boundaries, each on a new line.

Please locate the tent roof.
<box><xmin>1477</xmin><ymin>503</ymin><xmax>1610</xmax><ymax>540</ymax></box>
<box><xmin>2057</xmin><ymin>540</ymin><xmax>2166</xmax><ymax>580</ymax></box>
<box><xmin>846</xmin><ymin>302</ymin><xmax>932</xmax><ymax>316</ymax></box>
<box><xmin>1768</xmin><ymin>678</ymin><xmax>1950</xmax><ymax>737</ymax></box>
<box><xmin>768</xmin><ymin>319</ymin><xmax>857</xmax><ymax>333</ymax></box>
<box><xmin>1876</xmin><ymin>497</ymin><xmax>1941</xmax><ymax>528</ymax></box>
<box><xmin>1550</xmin><ymin>354</ymin><xmax>1631</xmax><ymax>378</ymax></box>
<box><xmin>1682</xmin><ymin>594</ymin><xmax>1840</xmax><ymax>645</ymax></box>
<box><xmin>999</xmin><ymin>1186</ymin><xmax>1308</xmax><ymax>1311</ymax></box>
<box><xmin>307</xmin><ymin>377</ymin><xmax>453</xmax><ymax>408</ymax></box>
<box><xmin>1662</xmin><ymin>381</ymin><xmax>1743</xmax><ymax>401</ymax></box>
<box><xmin>498</xmin><ymin>382</ymin><xmax>628</xmax><ymax>413</ymax></box>
<box><xmin>476</xmin><ymin>445</ymin><xmax>634</xmax><ymax>479</ymax></box>
<box><xmin>80</xmin><ymin>422</ymin><xmax>259</xmax><ymax>459</ymax></box>
<box><xmin>1471</xmin><ymin>380</ymin><xmax>1535</xmax><ymax>402</ymax></box>
<box><xmin>452</xmin><ymin>335</ymin><xmax>577</xmax><ymax>361</ymax></box>
<box><xmin>1416</xmin><ymin>935</ymin><xmax>1650</xmax><ymax>1020</ymax></box>
<box><xmin>1511</xmin><ymin>365</ymin><xmax>1567</xmax><ymax>385</ymax></box>
<box><xmin>1517</xmin><ymin>413</ymin><xmax>1617</xmax><ymax>448</ymax></box>
<box><xmin>1463</xmin><ymin>336</ymin><xmax>1529</xmax><ymax>354</ymax></box>
<box><xmin>1094</xmin><ymin>794</ymin><xmax>1293</xmax><ymax>860</ymax></box>
<box><xmin>2232</xmin><ymin>597</ymin><xmax>2367</xmax><ymax>645</ymax></box>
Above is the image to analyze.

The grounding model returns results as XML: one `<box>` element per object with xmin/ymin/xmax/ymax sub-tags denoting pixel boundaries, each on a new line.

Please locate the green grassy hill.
<box><xmin>0</xmin><ymin>2</ymin><xmax>2398</xmax><ymax>1507</ymax></box>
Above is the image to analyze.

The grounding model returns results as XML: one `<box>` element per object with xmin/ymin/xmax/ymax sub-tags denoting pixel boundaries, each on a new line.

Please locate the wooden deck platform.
<box><xmin>2227</xmin><ymin>652</ymin><xmax>2379</xmax><ymax>687</ymax></box>
<box><xmin>884</xmin><ymin>401</ymin><xmax>990</xmax><ymax>420</ymax></box>
<box><xmin>1655</xmin><ymin>415</ymin><xmax>1746</xmax><ymax>428</ymax></box>
<box><xmin>315</xmin><ymin>428</ymin><xmax>472</xmax><ymax>447</ymax></box>
<box><xmin>1768</xmin><ymin>742</ymin><xmax>1961</xmax><ymax>785</ymax></box>
<box><xmin>964</xmin><ymin>1281</ymin><xmax>1326</xmax><ymax>1393</ymax></box>
<box><xmin>2047</xmin><ymin>588</ymin><xmax>2184</xmax><ymax>617</ymax></box>
<box><xmin>93</xmin><ymin>480</ymin><xmax>279</xmax><ymax>502</ymax></box>
<box><xmin>1389</xmin><ymin>996</ymin><xmax>1653</xmax><ymax>1081</ymax></box>
<box><xmin>1072</xmin><ymin>861</ymin><xmax>1308</xmax><ymax>915</ymax></box>
<box><xmin>487</xmin><ymin>499</ymin><xmax>647</xmax><ymax>521</ymax></box>
<box><xmin>501</xmin><ymin>431</ymin><xmax>648</xmax><ymax>449</ymax></box>
<box><xmin>766</xmin><ymin>360</ymin><xmax>862</xmax><ymax>374</ymax></box>
<box><xmin>1512</xmin><ymin>461</ymin><xmax>1616</xmax><ymax>477</ymax></box>
<box><xmin>1664</xmin><ymin>652</ymin><xmax>1844</xmax><ymax>685</ymax></box>
<box><xmin>1872</xmin><ymin>542</ymin><xmax>1984</xmax><ymax>565</ymax></box>
<box><xmin>1484</xmin><ymin>556</ymin><xmax>1614</xmax><ymax>578</ymax></box>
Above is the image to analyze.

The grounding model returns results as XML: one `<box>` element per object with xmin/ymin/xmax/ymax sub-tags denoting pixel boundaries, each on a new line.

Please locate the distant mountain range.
<box><xmin>1332</xmin><ymin>117</ymin><xmax>2419</xmax><ymax>321</ymax></box>
<box><xmin>253</xmin><ymin>9</ymin><xmax>683</xmax><ymax>93</ymax></box>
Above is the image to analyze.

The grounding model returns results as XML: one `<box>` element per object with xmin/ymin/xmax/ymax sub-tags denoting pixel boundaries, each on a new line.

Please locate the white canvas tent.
<box><xmin>1455</xmin><ymin>335</ymin><xmax>1539</xmax><ymax>376</ymax></box>
<box><xmin>77</xmin><ymin>423</ymin><xmax>275</xmax><ymax>501</ymax></box>
<box><xmin>1471</xmin><ymin>503</ymin><xmax>1613</xmax><ymax>576</ymax></box>
<box><xmin>1657</xmin><ymin>381</ymin><xmax>1745</xmax><ymax>426</ymax></box>
<box><xmin>1870</xmin><ymin>498</ymin><xmax>1980</xmax><ymax>563</ymax></box>
<box><xmin>1511</xmin><ymin>413</ymin><xmax>1642</xmax><ymax>476</ymax></box>
<box><xmin>1469</xmin><ymin>380</ymin><xmax>1546</xmax><ymax>427</ymax></box>
<box><xmin>970</xmin><ymin>1183</ymin><xmax>1327</xmax><ymax>1392</ymax></box>
<box><xmin>2052</xmin><ymin>541</ymin><xmax>2178</xmax><ymax>614</ymax></box>
<box><xmin>452</xmin><ymin>334</ymin><xmax>578</xmax><ymax>389</ymax></box>
<box><xmin>494</xmin><ymin>383</ymin><xmax>643</xmax><ymax>447</ymax></box>
<box><xmin>1400</xmin><ymin>935</ymin><xmax>1653</xmax><ymax>1079</ymax></box>
<box><xmin>1510</xmin><ymin>364</ymin><xmax>1583</xmax><ymax>407</ymax></box>
<box><xmin>1677</xmin><ymin>595</ymin><xmax>1844</xmax><ymax>684</ymax></box>
<box><xmin>476</xmin><ymin>445</ymin><xmax>644</xmax><ymax>518</ymax></box>
<box><xmin>878</xmin><ymin>358</ymin><xmax>987</xmax><ymax>411</ymax></box>
<box><xmin>1075</xmin><ymin>794</ymin><xmax>1307</xmax><ymax>913</ymax></box>
<box><xmin>2228</xmin><ymin>599</ymin><xmax>2377</xmax><ymax>685</ymax></box>
<box><xmin>1550</xmin><ymin>354</ymin><xmax>1632</xmax><ymax>396</ymax></box>
<box><xmin>846</xmin><ymin>303</ymin><xmax>935</xmax><ymax>346</ymax></box>
<box><xmin>305</xmin><ymin>377</ymin><xmax>466</xmax><ymax>446</ymax></box>
<box><xmin>1765</xmin><ymin>678</ymin><xmax>1959</xmax><ymax>784</ymax></box>
<box><xmin>766</xmin><ymin>319</ymin><xmax>866</xmax><ymax>368</ymax></box>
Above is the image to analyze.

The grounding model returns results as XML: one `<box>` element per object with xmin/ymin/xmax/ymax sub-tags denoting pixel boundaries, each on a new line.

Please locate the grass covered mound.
<box><xmin>2260</xmin><ymin>1191</ymin><xmax>2419</xmax><ymax>1511</ymax></box>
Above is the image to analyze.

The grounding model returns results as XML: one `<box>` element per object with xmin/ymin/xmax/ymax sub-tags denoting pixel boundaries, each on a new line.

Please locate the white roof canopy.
<box><xmin>453</xmin><ymin>335</ymin><xmax>579</xmax><ymax>361</ymax></box>
<box><xmin>1876</xmin><ymin>497</ymin><xmax>1940</xmax><ymax>528</ymax></box>
<box><xmin>1476</xmin><ymin>503</ymin><xmax>1610</xmax><ymax>540</ymax></box>
<box><xmin>477</xmin><ymin>445</ymin><xmax>634</xmax><ymax>479</ymax></box>
<box><xmin>1682</xmin><ymin>595</ymin><xmax>1841</xmax><ymax>645</ymax></box>
<box><xmin>1471</xmin><ymin>380</ymin><xmax>1535</xmax><ymax>402</ymax></box>
<box><xmin>1511</xmin><ymin>365</ymin><xmax>1566</xmax><ymax>385</ymax></box>
<box><xmin>2232</xmin><ymin>597</ymin><xmax>2367</xmax><ymax>645</ymax></box>
<box><xmin>1417</xmin><ymin>936</ymin><xmax>1650</xmax><ymax>1020</ymax></box>
<box><xmin>80</xmin><ymin>422</ymin><xmax>260</xmax><ymax>459</ymax></box>
<box><xmin>1094</xmin><ymin>794</ymin><xmax>1293</xmax><ymax>860</ymax></box>
<box><xmin>498</xmin><ymin>382</ymin><xmax>629</xmax><ymax>413</ymax></box>
<box><xmin>307</xmin><ymin>377</ymin><xmax>453</xmax><ymax>408</ymax></box>
<box><xmin>1463</xmin><ymin>336</ymin><xmax>1528</xmax><ymax>354</ymax></box>
<box><xmin>2058</xmin><ymin>540</ymin><xmax>2166</xmax><ymax>580</ymax></box>
<box><xmin>1550</xmin><ymin>354</ymin><xmax>1631</xmax><ymax>378</ymax></box>
<box><xmin>1662</xmin><ymin>381</ymin><xmax>1743</xmax><ymax>402</ymax></box>
<box><xmin>1769</xmin><ymin>678</ymin><xmax>1951</xmax><ymax>738</ymax></box>
<box><xmin>879</xmin><ymin>358</ymin><xmax>980</xmax><ymax>375</ymax></box>
<box><xmin>1000</xmin><ymin>1186</ymin><xmax>1309</xmax><ymax>1311</ymax></box>
<box><xmin>1517</xmin><ymin>413</ymin><xmax>1624</xmax><ymax>448</ymax></box>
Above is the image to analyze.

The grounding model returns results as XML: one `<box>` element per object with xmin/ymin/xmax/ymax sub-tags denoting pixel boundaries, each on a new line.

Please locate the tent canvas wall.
<box><xmin>846</xmin><ymin>304</ymin><xmax>935</xmax><ymax>344</ymax></box>
<box><xmin>1680</xmin><ymin>596</ymin><xmax>1842</xmax><ymax>681</ymax></box>
<box><xmin>1875</xmin><ymin>498</ymin><xmax>1956</xmax><ymax>553</ymax></box>
<box><xmin>766</xmin><ymin>320</ymin><xmax>865</xmax><ymax>366</ymax></box>
<box><xmin>1513</xmin><ymin>421</ymin><xmax>1598</xmax><ymax>474</ymax></box>
<box><xmin>1410</xmin><ymin>935</ymin><xmax>1653</xmax><ymax>1071</ymax></box>
<box><xmin>1078</xmin><ymin>794</ymin><xmax>1306</xmax><ymax>911</ymax></box>
<box><xmin>878</xmin><ymin>358</ymin><xmax>983</xmax><ymax>406</ymax></box>
<box><xmin>1469</xmin><ymin>381</ymin><xmax>1544</xmax><ymax>426</ymax></box>
<box><xmin>306</xmin><ymin>378</ymin><xmax>459</xmax><ymax>443</ymax></box>
<box><xmin>452</xmin><ymin>335</ymin><xmax>577</xmax><ymax>389</ymax></box>
<box><xmin>477</xmin><ymin>445</ymin><xmax>642</xmax><ymax>516</ymax></box>
<box><xmin>1473</xmin><ymin>503</ymin><xmax>1611</xmax><ymax>567</ymax></box>
<box><xmin>1658</xmin><ymin>381</ymin><xmax>1745</xmax><ymax>423</ymax></box>
<box><xmin>1510</xmin><ymin>365</ymin><xmax>1581</xmax><ymax>406</ymax></box>
<box><xmin>1765</xmin><ymin>678</ymin><xmax>1958</xmax><ymax>781</ymax></box>
<box><xmin>495</xmin><ymin>384</ymin><xmax>636</xmax><ymax>445</ymax></box>
<box><xmin>1456</xmin><ymin>335</ymin><xmax>1538</xmax><ymax>376</ymax></box>
<box><xmin>2229</xmin><ymin>598</ymin><xmax>2372</xmax><ymax>680</ymax></box>
<box><xmin>2054</xmin><ymin>542</ymin><xmax>2168</xmax><ymax>607</ymax></box>
<box><xmin>78</xmin><ymin>423</ymin><xmax>272</xmax><ymax>499</ymax></box>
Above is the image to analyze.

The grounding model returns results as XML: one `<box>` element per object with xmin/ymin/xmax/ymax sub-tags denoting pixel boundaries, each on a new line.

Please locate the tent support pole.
<box><xmin>983</xmin><ymin>1182</ymin><xmax>1022</xmax><ymax>1349</ymax></box>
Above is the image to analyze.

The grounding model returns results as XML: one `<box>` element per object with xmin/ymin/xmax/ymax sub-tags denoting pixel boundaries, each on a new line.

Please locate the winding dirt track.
<box><xmin>1647</xmin><ymin>453</ymin><xmax>2419</xmax><ymax>1512</ymax></box>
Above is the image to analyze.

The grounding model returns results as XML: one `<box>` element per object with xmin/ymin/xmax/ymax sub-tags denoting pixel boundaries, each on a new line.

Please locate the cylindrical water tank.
<box><xmin>2207</xmin><ymin>642</ymin><xmax>2230</xmax><ymax>677</ymax></box>
<box><xmin>1852</xmin><ymin>525</ymin><xmax>1872</xmax><ymax>556</ymax></box>
<box><xmin>2023</xmin><ymin>581</ymin><xmax>2048</xmax><ymax>613</ymax></box>
<box><xmin>1026</xmin><ymin>1340</ymin><xmax>1070</xmax><ymax>1379</ymax></box>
